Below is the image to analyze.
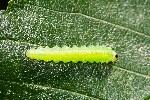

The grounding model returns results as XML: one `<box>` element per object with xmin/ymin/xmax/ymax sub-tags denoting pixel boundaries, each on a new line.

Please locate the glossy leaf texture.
<box><xmin>0</xmin><ymin>0</ymin><xmax>150</xmax><ymax>99</ymax></box>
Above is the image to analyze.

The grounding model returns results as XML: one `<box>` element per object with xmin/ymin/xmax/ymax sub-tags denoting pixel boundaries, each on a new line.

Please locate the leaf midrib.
<box><xmin>1</xmin><ymin>40</ymin><xmax>150</xmax><ymax>79</ymax></box>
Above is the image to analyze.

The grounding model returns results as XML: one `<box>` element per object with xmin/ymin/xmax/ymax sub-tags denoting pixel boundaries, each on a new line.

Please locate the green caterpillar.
<box><xmin>26</xmin><ymin>45</ymin><xmax>118</xmax><ymax>63</ymax></box>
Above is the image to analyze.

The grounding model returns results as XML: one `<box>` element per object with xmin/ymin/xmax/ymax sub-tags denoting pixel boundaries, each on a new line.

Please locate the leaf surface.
<box><xmin>0</xmin><ymin>0</ymin><xmax>150</xmax><ymax>99</ymax></box>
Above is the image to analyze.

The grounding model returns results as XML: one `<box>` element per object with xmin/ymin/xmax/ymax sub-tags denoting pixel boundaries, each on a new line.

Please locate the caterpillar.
<box><xmin>26</xmin><ymin>45</ymin><xmax>118</xmax><ymax>63</ymax></box>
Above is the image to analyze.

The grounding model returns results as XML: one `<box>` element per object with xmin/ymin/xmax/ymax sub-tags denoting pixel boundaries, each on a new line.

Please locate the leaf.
<box><xmin>0</xmin><ymin>0</ymin><xmax>150</xmax><ymax>99</ymax></box>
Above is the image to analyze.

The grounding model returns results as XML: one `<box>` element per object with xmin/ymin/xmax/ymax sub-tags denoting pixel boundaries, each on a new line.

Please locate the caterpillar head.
<box><xmin>112</xmin><ymin>52</ymin><xmax>118</xmax><ymax>62</ymax></box>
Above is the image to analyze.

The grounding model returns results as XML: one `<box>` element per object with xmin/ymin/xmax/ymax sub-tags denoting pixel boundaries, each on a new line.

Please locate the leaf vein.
<box><xmin>114</xmin><ymin>66</ymin><xmax>150</xmax><ymax>79</ymax></box>
<box><xmin>46</xmin><ymin>8</ymin><xmax>149</xmax><ymax>38</ymax></box>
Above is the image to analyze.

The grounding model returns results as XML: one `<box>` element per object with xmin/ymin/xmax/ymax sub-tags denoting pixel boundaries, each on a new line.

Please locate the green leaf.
<box><xmin>0</xmin><ymin>0</ymin><xmax>150</xmax><ymax>99</ymax></box>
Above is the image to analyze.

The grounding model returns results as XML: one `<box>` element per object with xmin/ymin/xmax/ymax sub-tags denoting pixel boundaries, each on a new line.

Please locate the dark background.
<box><xmin>0</xmin><ymin>0</ymin><xmax>10</xmax><ymax>10</ymax></box>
